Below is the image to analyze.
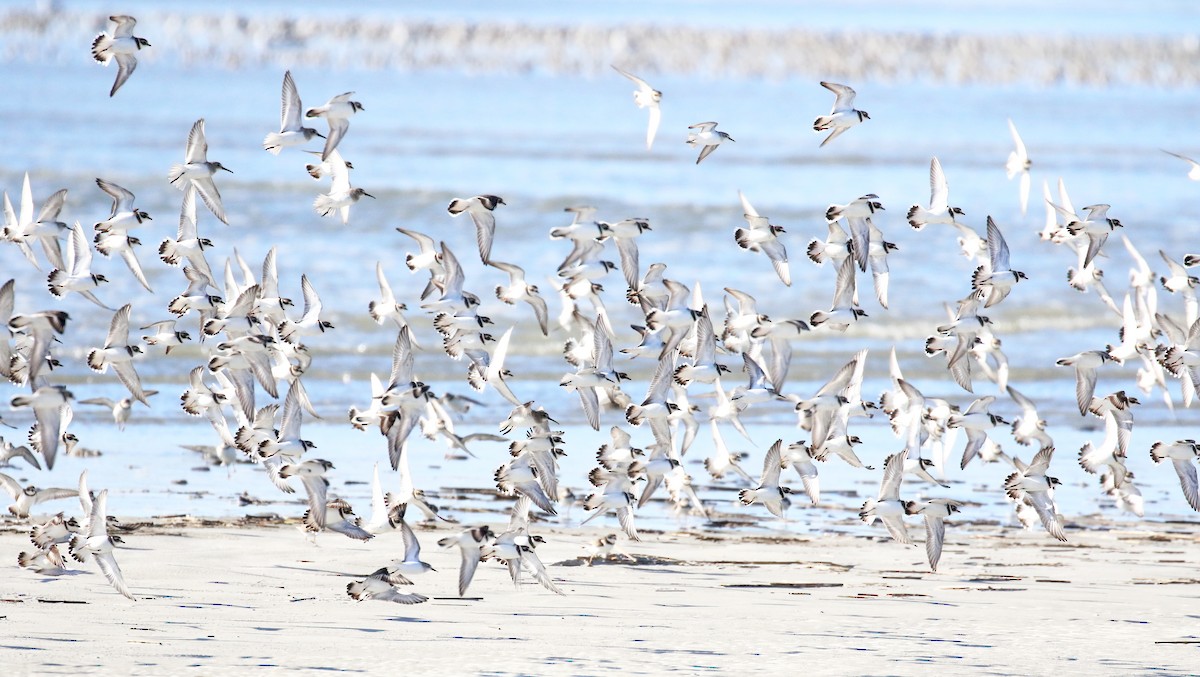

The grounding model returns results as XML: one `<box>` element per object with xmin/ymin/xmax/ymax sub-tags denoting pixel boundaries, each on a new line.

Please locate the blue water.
<box><xmin>0</xmin><ymin>3</ymin><xmax>1197</xmax><ymax>533</ymax></box>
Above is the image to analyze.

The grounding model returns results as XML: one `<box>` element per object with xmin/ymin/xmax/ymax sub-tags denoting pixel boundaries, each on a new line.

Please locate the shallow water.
<box><xmin>0</xmin><ymin>3</ymin><xmax>1197</xmax><ymax>534</ymax></box>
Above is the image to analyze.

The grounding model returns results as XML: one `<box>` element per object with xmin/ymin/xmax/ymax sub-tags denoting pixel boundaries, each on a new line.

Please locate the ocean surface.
<box><xmin>0</xmin><ymin>3</ymin><xmax>1198</xmax><ymax>534</ymax></box>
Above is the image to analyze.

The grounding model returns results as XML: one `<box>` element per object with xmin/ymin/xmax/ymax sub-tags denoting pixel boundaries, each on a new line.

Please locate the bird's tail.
<box><xmin>86</xmin><ymin>349</ymin><xmax>105</xmax><ymax>373</ymax></box>
<box><xmin>91</xmin><ymin>34</ymin><xmax>113</xmax><ymax>63</ymax></box>
<box><xmin>167</xmin><ymin>164</ymin><xmax>188</xmax><ymax>187</ymax></box>
<box><xmin>158</xmin><ymin>239</ymin><xmax>181</xmax><ymax>265</ymax></box>
<box><xmin>262</xmin><ymin>133</ymin><xmax>286</xmax><ymax>155</ymax></box>
<box><xmin>346</xmin><ymin>580</ymin><xmax>368</xmax><ymax>601</ymax></box>
<box><xmin>806</xmin><ymin>240</ymin><xmax>826</xmax><ymax>264</ymax></box>
<box><xmin>312</xmin><ymin>193</ymin><xmax>336</xmax><ymax>217</ymax></box>
<box><xmin>858</xmin><ymin>498</ymin><xmax>878</xmax><ymax>523</ymax></box>
<box><xmin>367</xmin><ymin>300</ymin><xmax>385</xmax><ymax>324</ymax></box>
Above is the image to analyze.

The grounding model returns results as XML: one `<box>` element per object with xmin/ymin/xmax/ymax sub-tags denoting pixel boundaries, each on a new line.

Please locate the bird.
<box><xmin>489</xmin><ymin>260</ymin><xmax>549</xmax><ymax>336</ymax></box>
<box><xmin>612</xmin><ymin>65</ymin><xmax>662</xmax><ymax>150</ymax></box>
<box><xmin>908</xmin><ymin>157</ymin><xmax>965</xmax><ymax>229</ymax></box>
<box><xmin>581</xmin><ymin>463</ymin><xmax>641</xmax><ymax>541</ymax></box>
<box><xmin>1102</xmin><ymin>471</ymin><xmax>1144</xmax><ymax>518</ymax></box>
<box><xmin>30</xmin><ymin>507</ymin><xmax>80</xmax><ymax>550</ymax></box>
<box><xmin>812</xmin><ymin>81</ymin><xmax>869</xmax><ymax>147</ymax></box>
<box><xmin>1084</xmin><ymin>391</ymin><xmax>1138</xmax><ymax>463</ymax></box>
<box><xmin>157</xmin><ymin>187</ymin><xmax>215</xmax><ymax>288</ymax></box>
<box><xmin>826</xmin><ymin>194</ymin><xmax>884</xmax><ymax>223</ymax></box>
<box><xmin>47</xmin><ymin>223</ymin><xmax>110</xmax><ymax>309</ymax></box>
<box><xmin>560</xmin><ymin>321</ymin><xmax>621</xmax><ymax>431</ymax></box>
<box><xmin>86</xmin><ymin>304</ymin><xmax>151</xmax><ymax>406</ymax></box>
<box><xmin>1150</xmin><ymin>440</ymin><xmax>1200</xmax><ymax>511</ymax></box>
<box><xmin>68</xmin><ymin>490</ymin><xmax>134</xmax><ymax>600</ymax></box>
<box><xmin>387</xmin><ymin>507</ymin><xmax>436</xmax><ymax>580</ymax></box>
<box><xmin>90</xmin><ymin>15</ymin><xmax>150</xmax><ymax>97</ymax></box>
<box><xmin>585</xmin><ymin>533</ymin><xmax>635</xmax><ymax>565</ymax></box>
<box><xmin>1056</xmin><ymin>350</ymin><xmax>1114</xmax><ymax>416</ymax></box>
<box><xmin>495</xmin><ymin>453</ymin><xmax>557</xmax><ymax>516</ymax></box>
<box><xmin>904</xmin><ymin>455</ymin><xmax>949</xmax><ymax>488</ymax></box>
<box><xmin>0</xmin><ymin>437</ymin><xmax>39</xmax><ymax>470</ymax></box>
<box><xmin>632</xmin><ymin>444</ymin><xmax>681</xmax><ymax>509</ymax></box>
<box><xmin>624</xmin><ymin>354</ymin><xmax>679</xmax><ymax>449</ymax></box>
<box><xmin>304</xmin><ymin>498</ymin><xmax>374</xmax><ymax>541</ymax></box>
<box><xmin>734</xmin><ymin>192</ymin><xmax>790</xmax><ymax>286</ymax></box>
<box><xmin>1071</xmin><ymin>205</ymin><xmax>1124</xmax><ymax>270</ymax></box>
<box><xmin>255</xmin><ymin>382</ymin><xmax>317</xmax><ymax>461</ymax></box>
<box><xmin>1163</xmin><ymin>150</ymin><xmax>1200</xmax><ymax>181</ymax></box>
<box><xmin>17</xmin><ymin>545</ymin><xmax>71</xmax><ymax>576</ymax></box>
<box><xmin>807</xmin><ymin>219</ymin><xmax>853</xmax><ymax>268</ymax></box>
<box><xmin>367</xmin><ymin>261</ymin><xmax>413</xmax><ymax>329</ymax></box>
<box><xmin>0</xmin><ymin>472</ymin><xmax>77</xmax><ymax>518</ymax></box>
<box><xmin>971</xmin><ymin>216</ymin><xmax>1027</xmax><ymax>307</ymax></box>
<box><xmin>167</xmin><ymin>119</ymin><xmax>233</xmax><ymax>225</ymax></box>
<box><xmin>305</xmin><ymin>91</ymin><xmax>363</xmax><ymax>161</ymax></box>
<box><xmin>704</xmin><ymin>420</ymin><xmax>755</xmax><ymax>484</ymax></box>
<box><xmin>263</xmin><ymin>70</ymin><xmax>324</xmax><ymax>154</ymax></box>
<box><xmin>94</xmin><ymin>227</ymin><xmax>153</xmax><ymax>293</ymax></box>
<box><xmin>866</xmin><ymin>219</ymin><xmax>897</xmax><ymax>308</ymax></box>
<box><xmin>1</xmin><ymin>173</ymin><xmax>68</xmax><ymax>272</ymax></box>
<box><xmin>346</xmin><ymin>567</ymin><xmax>428</xmax><ymax>605</ymax></box>
<box><xmin>781</xmin><ymin>441</ymin><xmax>820</xmax><ymax>505</ymax></box>
<box><xmin>809</xmin><ymin>255</ymin><xmax>867</xmax><ymax>331</ymax></box>
<box><xmin>551</xmin><ymin>207</ymin><xmax>605</xmax><ymax>273</ymax></box>
<box><xmin>1003</xmin><ymin>448</ymin><xmax>1067</xmax><ymax>541</ymax></box>
<box><xmin>7</xmin><ymin>309</ymin><xmax>69</xmax><ymax>387</ymax></box>
<box><xmin>78</xmin><ymin>394</ymin><xmax>157</xmax><ymax>431</ymax></box>
<box><xmin>672</xmin><ymin>306</ymin><xmax>725</xmax><ymax>387</ymax></box>
<box><xmin>737</xmin><ymin>440</ymin><xmax>792</xmax><ymax>518</ymax></box>
<box><xmin>277</xmin><ymin>275</ymin><xmax>334</xmax><ymax>343</ymax></box>
<box><xmin>859</xmin><ymin>450</ymin><xmax>912</xmax><ymax>544</ymax></box>
<box><xmin>10</xmin><ymin>384</ymin><xmax>73</xmax><ymax>470</ymax></box>
<box><xmin>905</xmin><ymin>499</ymin><xmax>964</xmax><ymax>572</ymax></box>
<box><xmin>475</xmin><ymin>325</ymin><xmax>524</xmax><ymax>408</ymax></box>
<box><xmin>686</xmin><ymin>122</ymin><xmax>733</xmax><ymax>164</ymax></box>
<box><xmin>447</xmin><ymin>195</ymin><xmax>505</xmax><ymax>263</ymax></box>
<box><xmin>364</xmin><ymin>462</ymin><xmax>406</xmax><ymax>535</ymax></box>
<box><xmin>438</xmin><ymin>525</ymin><xmax>493</xmax><ymax>597</ymax></box>
<box><xmin>597</xmin><ymin>217</ymin><xmax>651</xmax><ymax>291</ymax></box>
<box><xmin>950</xmin><ymin>395</ymin><xmax>1008</xmax><ymax>470</ymax></box>
<box><xmin>313</xmin><ymin>149</ymin><xmax>373</xmax><ymax>224</ymax></box>
<box><xmin>480</xmin><ymin>512</ymin><xmax>563</xmax><ymax>595</ymax></box>
<box><xmin>278</xmin><ymin>459</ymin><xmax>333</xmax><ymax>526</ymax></box>
<box><xmin>1006</xmin><ymin>119</ymin><xmax>1032</xmax><ymax>214</ymax></box>
<box><xmin>1006</xmin><ymin>386</ymin><xmax>1054</xmax><ymax>450</ymax></box>
<box><xmin>94</xmin><ymin>179</ymin><xmax>151</xmax><ymax>234</ymax></box>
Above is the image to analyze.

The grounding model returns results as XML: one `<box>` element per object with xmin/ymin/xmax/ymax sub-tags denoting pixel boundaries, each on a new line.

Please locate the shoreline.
<box><xmin>3</xmin><ymin>518</ymin><xmax>1198</xmax><ymax>674</ymax></box>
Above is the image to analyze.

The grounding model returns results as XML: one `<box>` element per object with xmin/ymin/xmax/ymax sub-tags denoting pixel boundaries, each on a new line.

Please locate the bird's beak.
<box><xmin>220</xmin><ymin>166</ymin><xmax>234</xmax><ymax>174</ymax></box>
<box><xmin>363</xmin><ymin>192</ymin><xmax>376</xmax><ymax>199</ymax></box>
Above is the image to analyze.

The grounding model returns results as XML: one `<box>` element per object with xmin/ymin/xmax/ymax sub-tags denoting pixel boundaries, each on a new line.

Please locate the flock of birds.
<box><xmin>2</xmin><ymin>15</ymin><xmax>1200</xmax><ymax>605</ymax></box>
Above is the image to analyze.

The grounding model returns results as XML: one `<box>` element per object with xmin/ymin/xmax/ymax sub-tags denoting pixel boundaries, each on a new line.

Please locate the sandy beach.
<box><xmin>3</xmin><ymin>516</ymin><xmax>1199</xmax><ymax>675</ymax></box>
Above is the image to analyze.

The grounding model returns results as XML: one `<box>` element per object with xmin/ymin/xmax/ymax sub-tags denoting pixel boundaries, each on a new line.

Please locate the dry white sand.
<box><xmin>2</xmin><ymin>516</ymin><xmax>1199</xmax><ymax>675</ymax></box>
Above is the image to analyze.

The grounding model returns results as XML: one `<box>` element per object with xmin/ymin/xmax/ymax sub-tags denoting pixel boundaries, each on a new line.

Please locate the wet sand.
<box><xmin>2</xmin><ymin>516</ymin><xmax>1198</xmax><ymax>675</ymax></box>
